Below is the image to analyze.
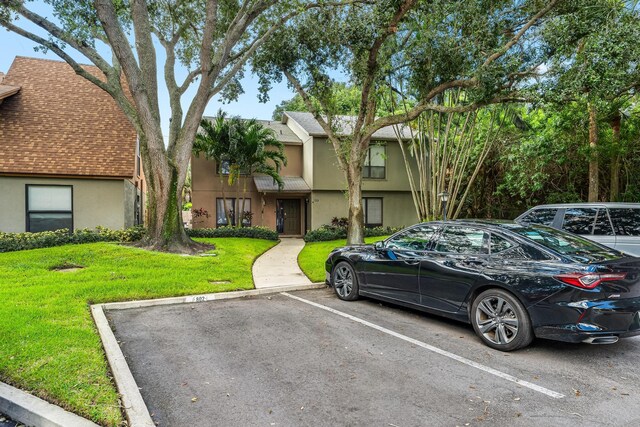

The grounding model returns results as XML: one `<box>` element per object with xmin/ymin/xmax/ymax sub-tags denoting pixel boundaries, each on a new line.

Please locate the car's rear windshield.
<box><xmin>509</xmin><ymin>225</ymin><xmax>622</xmax><ymax>262</ymax></box>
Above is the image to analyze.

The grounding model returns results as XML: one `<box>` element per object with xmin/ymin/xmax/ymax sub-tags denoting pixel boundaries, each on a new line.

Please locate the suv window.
<box><xmin>520</xmin><ymin>208</ymin><xmax>558</xmax><ymax>226</ymax></box>
<box><xmin>562</xmin><ymin>208</ymin><xmax>597</xmax><ymax>235</ymax></box>
<box><xmin>433</xmin><ymin>226</ymin><xmax>488</xmax><ymax>254</ymax></box>
<box><xmin>593</xmin><ymin>209</ymin><xmax>614</xmax><ymax>236</ymax></box>
<box><xmin>609</xmin><ymin>208</ymin><xmax>640</xmax><ymax>236</ymax></box>
<box><xmin>387</xmin><ymin>225</ymin><xmax>437</xmax><ymax>251</ymax></box>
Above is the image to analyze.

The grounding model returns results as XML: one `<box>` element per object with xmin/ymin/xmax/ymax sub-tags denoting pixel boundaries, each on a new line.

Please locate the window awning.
<box><xmin>254</xmin><ymin>176</ymin><xmax>311</xmax><ymax>193</ymax></box>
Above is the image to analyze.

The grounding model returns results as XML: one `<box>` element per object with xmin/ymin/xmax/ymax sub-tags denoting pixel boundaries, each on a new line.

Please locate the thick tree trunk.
<box><xmin>346</xmin><ymin>164</ymin><xmax>365</xmax><ymax>245</ymax></box>
<box><xmin>610</xmin><ymin>113</ymin><xmax>621</xmax><ymax>202</ymax></box>
<box><xmin>138</xmin><ymin>133</ymin><xmax>209</xmax><ymax>254</ymax></box>
<box><xmin>588</xmin><ymin>103</ymin><xmax>599</xmax><ymax>202</ymax></box>
<box><xmin>142</xmin><ymin>164</ymin><xmax>201</xmax><ymax>253</ymax></box>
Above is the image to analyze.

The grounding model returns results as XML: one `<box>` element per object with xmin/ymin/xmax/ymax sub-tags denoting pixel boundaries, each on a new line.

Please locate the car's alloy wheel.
<box><xmin>471</xmin><ymin>289</ymin><xmax>533</xmax><ymax>351</ymax></box>
<box><xmin>332</xmin><ymin>262</ymin><xmax>359</xmax><ymax>301</ymax></box>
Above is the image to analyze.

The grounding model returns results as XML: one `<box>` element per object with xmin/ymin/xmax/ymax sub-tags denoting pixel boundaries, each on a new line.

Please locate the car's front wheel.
<box><xmin>471</xmin><ymin>289</ymin><xmax>533</xmax><ymax>351</ymax></box>
<box><xmin>332</xmin><ymin>261</ymin><xmax>359</xmax><ymax>301</ymax></box>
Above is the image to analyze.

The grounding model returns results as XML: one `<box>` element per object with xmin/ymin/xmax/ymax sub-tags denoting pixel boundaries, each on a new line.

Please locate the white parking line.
<box><xmin>281</xmin><ymin>292</ymin><xmax>565</xmax><ymax>399</ymax></box>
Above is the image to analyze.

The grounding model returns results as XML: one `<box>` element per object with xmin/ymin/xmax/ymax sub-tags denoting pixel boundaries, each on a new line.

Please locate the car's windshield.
<box><xmin>509</xmin><ymin>225</ymin><xmax>622</xmax><ymax>262</ymax></box>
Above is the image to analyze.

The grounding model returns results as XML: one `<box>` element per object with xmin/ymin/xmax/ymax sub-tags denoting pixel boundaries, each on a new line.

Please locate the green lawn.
<box><xmin>298</xmin><ymin>236</ymin><xmax>389</xmax><ymax>282</ymax></box>
<box><xmin>0</xmin><ymin>238</ymin><xmax>276</xmax><ymax>426</ymax></box>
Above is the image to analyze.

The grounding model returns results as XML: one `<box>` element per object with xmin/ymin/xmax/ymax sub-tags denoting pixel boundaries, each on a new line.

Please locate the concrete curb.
<box><xmin>92</xmin><ymin>283</ymin><xmax>326</xmax><ymax>426</ymax></box>
<box><xmin>100</xmin><ymin>283</ymin><xmax>326</xmax><ymax>311</ymax></box>
<box><xmin>91</xmin><ymin>305</ymin><xmax>155</xmax><ymax>427</ymax></box>
<box><xmin>0</xmin><ymin>382</ymin><xmax>99</xmax><ymax>427</ymax></box>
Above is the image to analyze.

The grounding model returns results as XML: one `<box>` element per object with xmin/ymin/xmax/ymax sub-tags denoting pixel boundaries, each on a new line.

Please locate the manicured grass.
<box><xmin>298</xmin><ymin>236</ymin><xmax>389</xmax><ymax>282</ymax></box>
<box><xmin>0</xmin><ymin>238</ymin><xmax>276</xmax><ymax>426</ymax></box>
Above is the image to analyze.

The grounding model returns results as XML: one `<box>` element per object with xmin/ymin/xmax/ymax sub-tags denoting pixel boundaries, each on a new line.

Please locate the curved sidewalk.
<box><xmin>252</xmin><ymin>238</ymin><xmax>313</xmax><ymax>288</ymax></box>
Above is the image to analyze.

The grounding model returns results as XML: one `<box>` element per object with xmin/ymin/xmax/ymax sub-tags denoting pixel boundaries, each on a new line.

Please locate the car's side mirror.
<box><xmin>374</xmin><ymin>241</ymin><xmax>385</xmax><ymax>251</ymax></box>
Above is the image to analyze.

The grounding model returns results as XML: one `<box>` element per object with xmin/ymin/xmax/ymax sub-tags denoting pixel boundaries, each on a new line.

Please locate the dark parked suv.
<box><xmin>516</xmin><ymin>203</ymin><xmax>640</xmax><ymax>256</ymax></box>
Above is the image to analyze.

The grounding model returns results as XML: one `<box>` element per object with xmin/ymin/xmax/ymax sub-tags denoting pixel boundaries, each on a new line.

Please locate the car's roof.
<box><xmin>526</xmin><ymin>203</ymin><xmax>640</xmax><ymax>209</ymax></box>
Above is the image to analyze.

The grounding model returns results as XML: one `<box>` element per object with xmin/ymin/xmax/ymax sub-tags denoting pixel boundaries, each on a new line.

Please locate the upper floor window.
<box><xmin>26</xmin><ymin>185</ymin><xmax>73</xmax><ymax>232</ymax></box>
<box><xmin>363</xmin><ymin>145</ymin><xmax>385</xmax><ymax>179</ymax></box>
<box><xmin>217</xmin><ymin>160</ymin><xmax>250</xmax><ymax>176</ymax></box>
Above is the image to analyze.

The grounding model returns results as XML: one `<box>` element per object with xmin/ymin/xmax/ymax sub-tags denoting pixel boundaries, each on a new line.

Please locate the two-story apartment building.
<box><xmin>191</xmin><ymin>111</ymin><xmax>417</xmax><ymax>235</ymax></box>
<box><xmin>0</xmin><ymin>56</ymin><xmax>145</xmax><ymax>233</ymax></box>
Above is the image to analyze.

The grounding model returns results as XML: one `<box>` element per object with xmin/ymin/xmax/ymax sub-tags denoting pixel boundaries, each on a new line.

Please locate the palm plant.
<box><xmin>194</xmin><ymin>112</ymin><xmax>287</xmax><ymax>227</ymax></box>
<box><xmin>234</xmin><ymin>119</ymin><xmax>287</xmax><ymax>226</ymax></box>
<box><xmin>193</xmin><ymin>110</ymin><xmax>236</xmax><ymax>226</ymax></box>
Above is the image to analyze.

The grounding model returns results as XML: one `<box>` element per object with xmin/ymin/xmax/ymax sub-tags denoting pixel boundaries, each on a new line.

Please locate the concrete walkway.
<box><xmin>252</xmin><ymin>238</ymin><xmax>312</xmax><ymax>288</ymax></box>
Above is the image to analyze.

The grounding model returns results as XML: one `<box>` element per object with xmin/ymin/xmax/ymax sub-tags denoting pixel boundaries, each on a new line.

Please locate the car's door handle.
<box><xmin>403</xmin><ymin>259</ymin><xmax>421</xmax><ymax>265</ymax></box>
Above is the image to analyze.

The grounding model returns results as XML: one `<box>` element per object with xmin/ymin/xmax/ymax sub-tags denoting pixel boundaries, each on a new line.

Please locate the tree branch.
<box><xmin>283</xmin><ymin>69</ymin><xmax>348</xmax><ymax>171</ymax></box>
<box><xmin>131</xmin><ymin>0</ymin><xmax>160</xmax><ymax>120</ymax></box>
<box><xmin>482</xmin><ymin>0</ymin><xmax>560</xmax><ymax>68</ymax></box>
<box><xmin>354</xmin><ymin>0</ymin><xmax>418</xmax><ymax>137</ymax></box>
<box><xmin>11</xmin><ymin>3</ymin><xmax>113</xmax><ymax>75</ymax></box>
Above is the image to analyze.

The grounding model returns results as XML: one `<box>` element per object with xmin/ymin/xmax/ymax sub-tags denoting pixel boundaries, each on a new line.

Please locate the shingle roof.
<box><xmin>282</xmin><ymin>111</ymin><xmax>412</xmax><ymax>140</ymax></box>
<box><xmin>254</xmin><ymin>176</ymin><xmax>311</xmax><ymax>193</ymax></box>
<box><xmin>200</xmin><ymin>117</ymin><xmax>303</xmax><ymax>144</ymax></box>
<box><xmin>257</xmin><ymin>120</ymin><xmax>302</xmax><ymax>144</ymax></box>
<box><xmin>0</xmin><ymin>56</ymin><xmax>137</xmax><ymax>178</ymax></box>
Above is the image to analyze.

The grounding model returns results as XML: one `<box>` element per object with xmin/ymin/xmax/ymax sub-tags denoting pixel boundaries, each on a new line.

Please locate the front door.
<box><xmin>277</xmin><ymin>199</ymin><xmax>301</xmax><ymax>234</ymax></box>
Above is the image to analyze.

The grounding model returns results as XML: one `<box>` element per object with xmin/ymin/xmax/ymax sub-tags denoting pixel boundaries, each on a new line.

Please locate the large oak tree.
<box><xmin>253</xmin><ymin>0</ymin><xmax>573</xmax><ymax>244</ymax></box>
<box><xmin>0</xmin><ymin>0</ymin><xmax>343</xmax><ymax>252</ymax></box>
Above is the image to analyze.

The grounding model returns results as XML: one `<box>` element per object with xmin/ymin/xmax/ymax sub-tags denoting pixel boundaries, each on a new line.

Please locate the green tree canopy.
<box><xmin>253</xmin><ymin>0</ymin><xmax>582</xmax><ymax>243</ymax></box>
<box><xmin>0</xmin><ymin>0</ymin><xmax>342</xmax><ymax>252</ymax></box>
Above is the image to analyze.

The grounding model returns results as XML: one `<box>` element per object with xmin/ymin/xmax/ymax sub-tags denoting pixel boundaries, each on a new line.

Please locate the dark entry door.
<box><xmin>277</xmin><ymin>199</ymin><xmax>300</xmax><ymax>234</ymax></box>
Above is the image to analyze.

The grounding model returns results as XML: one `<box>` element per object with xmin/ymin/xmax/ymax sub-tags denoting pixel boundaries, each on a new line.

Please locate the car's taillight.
<box><xmin>555</xmin><ymin>272</ymin><xmax>627</xmax><ymax>289</ymax></box>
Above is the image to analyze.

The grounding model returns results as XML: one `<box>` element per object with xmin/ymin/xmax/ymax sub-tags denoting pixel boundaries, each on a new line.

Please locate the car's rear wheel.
<box><xmin>332</xmin><ymin>261</ymin><xmax>359</xmax><ymax>301</ymax></box>
<box><xmin>471</xmin><ymin>289</ymin><xmax>533</xmax><ymax>351</ymax></box>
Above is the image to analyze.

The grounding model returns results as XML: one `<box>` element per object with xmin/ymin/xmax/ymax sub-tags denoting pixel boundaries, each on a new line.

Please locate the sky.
<box><xmin>0</xmin><ymin>2</ymin><xmax>297</xmax><ymax>140</ymax></box>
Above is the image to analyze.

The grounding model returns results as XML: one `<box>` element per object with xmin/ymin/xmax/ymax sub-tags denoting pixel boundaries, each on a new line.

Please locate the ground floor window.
<box><xmin>216</xmin><ymin>198</ymin><xmax>252</xmax><ymax>227</ymax></box>
<box><xmin>216</xmin><ymin>198</ymin><xmax>236</xmax><ymax>226</ymax></box>
<box><xmin>26</xmin><ymin>185</ymin><xmax>73</xmax><ymax>232</ymax></box>
<box><xmin>362</xmin><ymin>197</ymin><xmax>383</xmax><ymax>227</ymax></box>
<box><xmin>238</xmin><ymin>198</ymin><xmax>252</xmax><ymax>226</ymax></box>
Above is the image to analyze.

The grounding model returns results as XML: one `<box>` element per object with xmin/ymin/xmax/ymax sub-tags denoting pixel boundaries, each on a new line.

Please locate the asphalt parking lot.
<box><xmin>108</xmin><ymin>288</ymin><xmax>640</xmax><ymax>427</ymax></box>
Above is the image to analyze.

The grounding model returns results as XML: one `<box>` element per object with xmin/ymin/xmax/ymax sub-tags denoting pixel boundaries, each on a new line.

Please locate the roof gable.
<box><xmin>0</xmin><ymin>56</ymin><xmax>137</xmax><ymax>178</ymax></box>
<box><xmin>281</xmin><ymin>111</ymin><xmax>412</xmax><ymax>141</ymax></box>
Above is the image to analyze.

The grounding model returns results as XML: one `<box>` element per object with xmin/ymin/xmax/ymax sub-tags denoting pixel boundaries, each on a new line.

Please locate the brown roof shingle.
<box><xmin>0</xmin><ymin>56</ymin><xmax>137</xmax><ymax>178</ymax></box>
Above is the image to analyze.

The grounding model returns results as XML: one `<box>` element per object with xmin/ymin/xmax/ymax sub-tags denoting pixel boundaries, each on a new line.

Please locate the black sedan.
<box><xmin>325</xmin><ymin>220</ymin><xmax>640</xmax><ymax>351</ymax></box>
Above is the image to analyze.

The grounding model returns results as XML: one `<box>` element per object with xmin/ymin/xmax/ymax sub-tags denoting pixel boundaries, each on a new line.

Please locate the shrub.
<box><xmin>0</xmin><ymin>226</ymin><xmax>146</xmax><ymax>253</ymax></box>
<box><xmin>304</xmin><ymin>224</ymin><xmax>403</xmax><ymax>242</ymax></box>
<box><xmin>187</xmin><ymin>226</ymin><xmax>278</xmax><ymax>241</ymax></box>
<box><xmin>331</xmin><ymin>217</ymin><xmax>349</xmax><ymax>228</ymax></box>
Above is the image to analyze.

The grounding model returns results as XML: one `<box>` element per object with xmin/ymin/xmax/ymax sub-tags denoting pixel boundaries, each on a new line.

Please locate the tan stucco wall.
<box><xmin>310</xmin><ymin>190</ymin><xmax>418</xmax><ymax>230</ymax></box>
<box><xmin>0</xmin><ymin>176</ymin><xmax>126</xmax><ymax>232</ymax></box>
<box><xmin>191</xmin><ymin>154</ymin><xmax>308</xmax><ymax>232</ymax></box>
<box><xmin>282</xmin><ymin>145</ymin><xmax>303</xmax><ymax>177</ymax></box>
<box><xmin>311</xmin><ymin>138</ymin><xmax>418</xmax><ymax>192</ymax></box>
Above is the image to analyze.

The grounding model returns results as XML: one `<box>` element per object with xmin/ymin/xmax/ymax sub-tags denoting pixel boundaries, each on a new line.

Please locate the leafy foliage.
<box><xmin>187</xmin><ymin>226</ymin><xmax>279</xmax><ymax>241</ymax></box>
<box><xmin>304</xmin><ymin>224</ymin><xmax>403</xmax><ymax>242</ymax></box>
<box><xmin>0</xmin><ymin>226</ymin><xmax>145</xmax><ymax>253</ymax></box>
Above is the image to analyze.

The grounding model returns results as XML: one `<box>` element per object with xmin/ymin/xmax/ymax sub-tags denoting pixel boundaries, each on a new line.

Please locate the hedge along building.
<box><xmin>190</xmin><ymin>111</ymin><xmax>416</xmax><ymax>235</ymax></box>
<box><xmin>0</xmin><ymin>56</ymin><xmax>145</xmax><ymax>233</ymax></box>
